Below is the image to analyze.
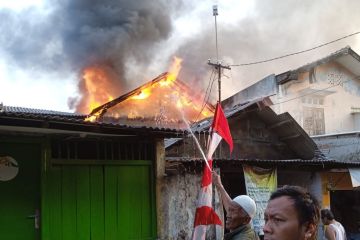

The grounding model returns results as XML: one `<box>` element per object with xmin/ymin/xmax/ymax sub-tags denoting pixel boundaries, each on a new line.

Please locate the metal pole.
<box><xmin>214</xmin><ymin>9</ymin><xmax>218</xmax><ymax>62</ymax></box>
<box><xmin>213</xmin><ymin>5</ymin><xmax>220</xmax><ymax>103</ymax></box>
<box><xmin>208</xmin><ymin>5</ymin><xmax>230</xmax><ymax>104</ymax></box>
<box><xmin>218</xmin><ymin>65</ymin><xmax>221</xmax><ymax>103</ymax></box>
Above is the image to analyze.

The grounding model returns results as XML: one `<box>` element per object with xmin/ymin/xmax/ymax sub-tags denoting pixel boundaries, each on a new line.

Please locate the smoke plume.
<box><xmin>1</xmin><ymin>0</ymin><xmax>360</xmax><ymax>111</ymax></box>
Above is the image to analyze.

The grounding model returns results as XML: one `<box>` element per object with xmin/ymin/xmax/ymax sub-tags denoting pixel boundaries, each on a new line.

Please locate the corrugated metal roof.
<box><xmin>165</xmin><ymin>98</ymin><xmax>267</xmax><ymax>148</ymax></box>
<box><xmin>0</xmin><ymin>104</ymin><xmax>181</xmax><ymax>136</ymax></box>
<box><xmin>312</xmin><ymin>131</ymin><xmax>360</xmax><ymax>138</ymax></box>
<box><xmin>167</xmin><ymin>97</ymin><xmax>318</xmax><ymax>160</ymax></box>
<box><xmin>312</xmin><ymin>132</ymin><xmax>360</xmax><ymax>163</ymax></box>
<box><xmin>256</xmin><ymin>108</ymin><xmax>317</xmax><ymax>159</ymax></box>
<box><xmin>0</xmin><ymin>105</ymin><xmax>84</xmax><ymax>117</ymax></box>
<box><xmin>190</xmin><ymin>96</ymin><xmax>271</xmax><ymax>133</ymax></box>
<box><xmin>166</xmin><ymin>157</ymin><xmax>360</xmax><ymax>167</ymax></box>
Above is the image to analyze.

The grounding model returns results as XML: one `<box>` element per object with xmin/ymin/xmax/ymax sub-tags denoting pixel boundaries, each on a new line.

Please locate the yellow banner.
<box><xmin>243</xmin><ymin>165</ymin><xmax>277</xmax><ymax>236</ymax></box>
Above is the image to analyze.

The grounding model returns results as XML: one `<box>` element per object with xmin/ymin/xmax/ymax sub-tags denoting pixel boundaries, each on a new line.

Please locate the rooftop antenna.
<box><xmin>208</xmin><ymin>5</ymin><xmax>231</xmax><ymax>104</ymax></box>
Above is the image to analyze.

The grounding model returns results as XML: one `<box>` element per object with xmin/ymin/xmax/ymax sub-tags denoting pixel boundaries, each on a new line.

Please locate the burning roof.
<box><xmin>85</xmin><ymin>71</ymin><xmax>215</xmax><ymax>129</ymax></box>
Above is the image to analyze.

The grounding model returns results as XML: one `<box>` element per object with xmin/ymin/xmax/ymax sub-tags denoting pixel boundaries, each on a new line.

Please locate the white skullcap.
<box><xmin>233</xmin><ymin>195</ymin><xmax>256</xmax><ymax>219</ymax></box>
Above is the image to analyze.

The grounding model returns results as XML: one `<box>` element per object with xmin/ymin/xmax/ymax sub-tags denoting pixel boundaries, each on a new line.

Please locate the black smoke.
<box><xmin>0</xmin><ymin>0</ymin><xmax>183</xmax><ymax>110</ymax></box>
<box><xmin>1</xmin><ymin>0</ymin><xmax>360</xmax><ymax>110</ymax></box>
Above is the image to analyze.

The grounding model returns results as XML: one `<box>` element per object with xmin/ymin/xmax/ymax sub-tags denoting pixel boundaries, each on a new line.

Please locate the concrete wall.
<box><xmin>157</xmin><ymin>172</ymin><xmax>198</xmax><ymax>240</ymax></box>
<box><xmin>157</xmin><ymin>171</ymin><xmax>223</xmax><ymax>240</ymax></box>
<box><xmin>157</xmin><ymin>136</ymin><xmax>223</xmax><ymax>240</ymax></box>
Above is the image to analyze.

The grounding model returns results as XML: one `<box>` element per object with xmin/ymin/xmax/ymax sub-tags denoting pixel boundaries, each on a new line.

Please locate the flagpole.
<box><xmin>192</xmin><ymin>9</ymin><xmax>235</xmax><ymax>236</ymax></box>
<box><xmin>181</xmin><ymin>115</ymin><xmax>212</xmax><ymax>171</ymax></box>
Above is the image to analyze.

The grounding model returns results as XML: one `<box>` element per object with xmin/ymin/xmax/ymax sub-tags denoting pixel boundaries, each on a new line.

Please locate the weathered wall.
<box><xmin>158</xmin><ymin>135</ymin><xmax>223</xmax><ymax>239</ymax></box>
<box><xmin>157</xmin><ymin>172</ymin><xmax>198</xmax><ymax>240</ymax></box>
<box><xmin>157</xmin><ymin>171</ymin><xmax>224</xmax><ymax>240</ymax></box>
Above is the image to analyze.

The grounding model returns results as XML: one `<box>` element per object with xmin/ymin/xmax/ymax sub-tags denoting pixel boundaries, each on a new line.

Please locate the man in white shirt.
<box><xmin>321</xmin><ymin>209</ymin><xmax>346</xmax><ymax>240</ymax></box>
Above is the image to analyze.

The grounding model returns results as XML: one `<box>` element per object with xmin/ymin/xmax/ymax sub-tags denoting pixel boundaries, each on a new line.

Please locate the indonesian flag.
<box><xmin>192</xmin><ymin>103</ymin><xmax>233</xmax><ymax>240</ymax></box>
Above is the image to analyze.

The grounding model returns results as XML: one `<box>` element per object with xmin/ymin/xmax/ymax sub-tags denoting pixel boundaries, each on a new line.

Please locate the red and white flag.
<box><xmin>192</xmin><ymin>103</ymin><xmax>233</xmax><ymax>240</ymax></box>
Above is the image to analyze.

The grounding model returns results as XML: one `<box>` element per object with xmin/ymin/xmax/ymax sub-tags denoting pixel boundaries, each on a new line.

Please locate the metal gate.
<box><xmin>42</xmin><ymin>138</ymin><xmax>157</xmax><ymax>240</ymax></box>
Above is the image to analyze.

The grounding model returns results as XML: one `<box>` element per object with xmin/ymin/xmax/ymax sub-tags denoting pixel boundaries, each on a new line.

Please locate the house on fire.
<box><xmin>0</xmin><ymin>71</ymin><xmax>216</xmax><ymax>240</ymax></box>
<box><xmin>86</xmin><ymin>72</ymin><xmax>214</xmax><ymax>128</ymax></box>
<box><xmin>0</xmin><ymin>104</ymin><xmax>179</xmax><ymax>240</ymax></box>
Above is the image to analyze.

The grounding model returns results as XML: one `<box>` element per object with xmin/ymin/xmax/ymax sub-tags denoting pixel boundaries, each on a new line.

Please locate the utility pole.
<box><xmin>208</xmin><ymin>5</ymin><xmax>231</xmax><ymax>104</ymax></box>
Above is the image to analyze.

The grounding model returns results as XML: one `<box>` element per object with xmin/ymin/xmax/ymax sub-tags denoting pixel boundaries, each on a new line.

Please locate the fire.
<box><xmin>130</xmin><ymin>89</ymin><xmax>151</xmax><ymax>100</ymax></box>
<box><xmin>85</xmin><ymin>112</ymin><xmax>100</xmax><ymax>122</ymax></box>
<box><xmin>85</xmin><ymin>57</ymin><xmax>214</xmax><ymax>127</ymax></box>
<box><xmin>130</xmin><ymin>57</ymin><xmax>182</xmax><ymax>101</ymax></box>
<box><xmin>80</xmin><ymin>66</ymin><xmax>117</xmax><ymax>114</ymax></box>
<box><xmin>164</xmin><ymin>56</ymin><xmax>182</xmax><ymax>83</ymax></box>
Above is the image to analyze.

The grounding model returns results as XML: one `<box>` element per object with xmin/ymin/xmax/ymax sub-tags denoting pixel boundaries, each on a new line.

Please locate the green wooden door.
<box><xmin>0</xmin><ymin>140</ymin><xmax>41</xmax><ymax>240</ymax></box>
<box><xmin>43</xmin><ymin>161</ymin><xmax>156</xmax><ymax>240</ymax></box>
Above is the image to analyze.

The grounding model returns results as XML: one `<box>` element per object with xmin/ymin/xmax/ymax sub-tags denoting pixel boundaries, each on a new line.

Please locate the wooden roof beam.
<box><xmin>267</xmin><ymin>119</ymin><xmax>292</xmax><ymax>129</ymax></box>
<box><xmin>279</xmin><ymin>133</ymin><xmax>301</xmax><ymax>141</ymax></box>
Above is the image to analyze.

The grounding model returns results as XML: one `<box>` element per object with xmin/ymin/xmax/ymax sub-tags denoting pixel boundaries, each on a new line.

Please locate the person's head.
<box><xmin>226</xmin><ymin>195</ymin><xmax>256</xmax><ymax>231</ymax></box>
<box><xmin>320</xmin><ymin>209</ymin><xmax>334</xmax><ymax>225</ymax></box>
<box><xmin>263</xmin><ymin>185</ymin><xmax>320</xmax><ymax>240</ymax></box>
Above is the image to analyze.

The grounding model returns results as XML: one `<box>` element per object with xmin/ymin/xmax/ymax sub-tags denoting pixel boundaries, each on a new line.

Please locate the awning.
<box><xmin>349</xmin><ymin>168</ymin><xmax>360</xmax><ymax>188</ymax></box>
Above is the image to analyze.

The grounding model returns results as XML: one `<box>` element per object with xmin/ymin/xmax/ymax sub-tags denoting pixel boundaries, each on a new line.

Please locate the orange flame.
<box><xmin>81</xmin><ymin>66</ymin><xmax>116</xmax><ymax>114</ymax></box>
<box><xmin>130</xmin><ymin>88</ymin><xmax>151</xmax><ymax>100</ymax></box>
<box><xmin>85</xmin><ymin>57</ymin><xmax>213</xmax><ymax>126</ymax></box>
<box><xmin>164</xmin><ymin>56</ymin><xmax>182</xmax><ymax>83</ymax></box>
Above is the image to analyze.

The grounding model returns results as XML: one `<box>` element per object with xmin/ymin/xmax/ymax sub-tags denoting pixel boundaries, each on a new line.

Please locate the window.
<box><xmin>303</xmin><ymin>107</ymin><xmax>325</xmax><ymax>135</ymax></box>
<box><xmin>302</xmin><ymin>97</ymin><xmax>324</xmax><ymax>106</ymax></box>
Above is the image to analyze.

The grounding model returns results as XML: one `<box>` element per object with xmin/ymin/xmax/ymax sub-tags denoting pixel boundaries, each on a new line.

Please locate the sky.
<box><xmin>1</xmin><ymin>0</ymin><xmax>360</xmax><ymax>112</ymax></box>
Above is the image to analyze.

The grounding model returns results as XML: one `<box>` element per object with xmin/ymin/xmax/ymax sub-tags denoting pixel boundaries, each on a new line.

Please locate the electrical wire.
<box><xmin>203</xmin><ymin>69</ymin><xmax>216</xmax><ymax>104</ymax></box>
<box><xmin>230</xmin><ymin>31</ymin><xmax>360</xmax><ymax>67</ymax></box>
<box><xmin>195</xmin><ymin>68</ymin><xmax>217</xmax><ymax>122</ymax></box>
<box><xmin>196</xmin><ymin>69</ymin><xmax>216</xmax><ymax>120</ymax></box>
<box><xmin>194</xmin><ymin>69</ymin><xmax>214</xmax><ymax>122</ymax></box>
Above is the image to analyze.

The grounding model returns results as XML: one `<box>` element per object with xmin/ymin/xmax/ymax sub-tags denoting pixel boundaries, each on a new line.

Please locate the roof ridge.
<box><xmin>277</xmin><ymin>45</ymin><xmax>356</xmax><ymax>77</ymax></box>
<box><xmin>1</xmin><ymin>105</ymin><xmax>84</xmax><ymax>116</ymax></box>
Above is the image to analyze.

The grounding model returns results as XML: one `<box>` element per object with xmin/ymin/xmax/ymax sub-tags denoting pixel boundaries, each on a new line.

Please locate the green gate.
<box><xmin>42</xmin><ymin>162</ymin><xmax>156</xmax><ymax>240</ymax></box>
<box><xmin>0</xmin><ymin>139</ymin><xmax>42</xmax><ymax>240</ymax></box>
